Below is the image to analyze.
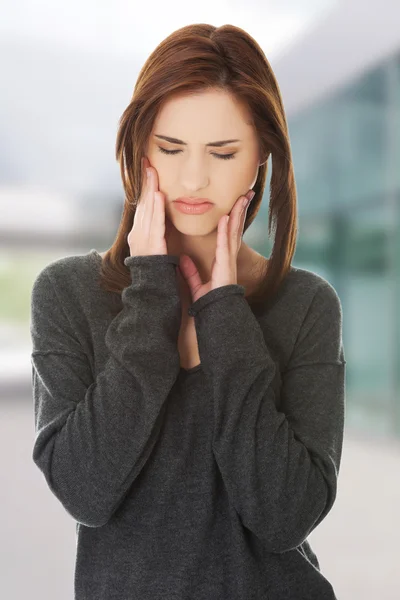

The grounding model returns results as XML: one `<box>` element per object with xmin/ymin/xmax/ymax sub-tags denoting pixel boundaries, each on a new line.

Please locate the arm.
<box><xmin>31</xmin><ymin>254</ymin><xmax>181</xmax><ymax>527</ymax></box>
<box><xmin>188</xmin><ymin>280</ymin><xmax>346</xmax><ymax>553</ymax></box>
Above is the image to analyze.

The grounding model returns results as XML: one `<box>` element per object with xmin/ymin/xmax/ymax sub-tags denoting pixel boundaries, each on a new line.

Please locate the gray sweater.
<box><xmin>30</xmin><ymin>249</ymin><xmax>346</xmax><ymax>600</ymax></box>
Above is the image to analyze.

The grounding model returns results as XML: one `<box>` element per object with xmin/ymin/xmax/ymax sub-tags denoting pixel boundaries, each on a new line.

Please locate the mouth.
<box><xmin>174</xmin><ymin>197</ymin><xmax>213</xmax><ymax>205</ymax></box>
<box><xmin>173</xmin><ymin>199</ymin><xmax>214</xmax><ymax>215</ymax></box>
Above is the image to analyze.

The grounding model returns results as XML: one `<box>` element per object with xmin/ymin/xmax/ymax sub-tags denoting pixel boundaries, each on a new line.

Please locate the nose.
<box><xmin>179</xmin><ymin>158</ymin><xmax>209</xmax><ymax>193</ymax></box>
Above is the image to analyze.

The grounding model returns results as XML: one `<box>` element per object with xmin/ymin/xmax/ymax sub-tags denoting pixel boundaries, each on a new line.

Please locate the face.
<box><xmin>144</xmin><ymin>89</ymin><xmax>261</xmax><ymax>236</ymax></box>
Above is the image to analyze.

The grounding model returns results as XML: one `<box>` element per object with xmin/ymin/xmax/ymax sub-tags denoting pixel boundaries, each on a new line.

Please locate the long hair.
<box><xmin>98</xmin><ymin>23</ymin><xmax>298</xmax><ymax>313</ymax></box>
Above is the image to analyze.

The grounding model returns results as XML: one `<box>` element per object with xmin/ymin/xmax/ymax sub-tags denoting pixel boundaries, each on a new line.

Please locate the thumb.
<box><xmin>179</xmin><ymin>254</ymin><xmax>202</xmax><ymax>295</ymax></box>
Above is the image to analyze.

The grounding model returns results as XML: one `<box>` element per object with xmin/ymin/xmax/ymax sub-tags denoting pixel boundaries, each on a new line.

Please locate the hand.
<box><xmin>127</xmin><ymin>156</ymin><xmax>170</xmax><ymax>257</ymax></box>
<box><xmin>178</xmin><ymin>190</ymin><xmax>255</xmax><ymax>303</ymax></box>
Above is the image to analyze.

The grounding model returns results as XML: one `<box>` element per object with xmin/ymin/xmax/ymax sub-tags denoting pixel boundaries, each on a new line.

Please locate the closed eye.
<box><xmin>157</xmin><ymin>146</ymin><xmax>236</xmax><ymax>161</ymax></box>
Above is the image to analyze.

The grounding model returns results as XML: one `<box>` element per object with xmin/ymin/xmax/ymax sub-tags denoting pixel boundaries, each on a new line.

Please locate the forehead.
<box><xmin>153</xmin><ymin>90</ymin><xmax>254</xmax><ymax>141</ymax></box>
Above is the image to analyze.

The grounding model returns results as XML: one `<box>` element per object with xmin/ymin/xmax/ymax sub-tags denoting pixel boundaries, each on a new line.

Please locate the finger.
<box><xmin>151</xmin><ymin>191</ymin><xmax>166</xmax><ymax>238</ymax></box>
<box><xmin>181</xmin><ymin>255</ymin><xmax>203</xmax><ymax>295</ymax></box>
<box><xmin>218</xmin><ymin>214</ymin><xmax>230</xmax><ymax>257</ymax></box>
<box><xmin>141</xmin><ymin>167</ymin><xmax>155</xmax><ymax>235</ymax></box>
<box><xmin>145</xmin><ymin>162</ymin><xmax>164</xmax><ymax>237</ymax></box>
<box><xmin>150</xmin><ymin>162</ymin><xmax>160</xmax><ymax>191</ymax></box>
<box><xmin>238</xmin><ymin>196</ymin><xmax>250</xmax><ymax>240</ymax></box>
<box><xmin>229</xmin><ymin>196</ymin><xmax>247</xmax><ymax>249</ymax></box>
<box><xmin>137</xmin><ymin>156</ymin><xmax>152</xmax><ymax>202</ymax></box>
<box><xmin>135</xmin><ymin>157</ymin><xmax>148</xmax><ymax>217</ymax></box>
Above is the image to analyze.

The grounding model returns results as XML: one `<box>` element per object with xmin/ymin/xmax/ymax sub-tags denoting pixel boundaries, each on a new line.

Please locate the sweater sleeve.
<box><xmin>187</xmin><ymin>280</ymin><xmax>346</xmax><ymax>554</ymax></box>
<box><xmin>30</xmin><ymin>254</ymin><xmax>181</xmax><ymax>528</ymax></box>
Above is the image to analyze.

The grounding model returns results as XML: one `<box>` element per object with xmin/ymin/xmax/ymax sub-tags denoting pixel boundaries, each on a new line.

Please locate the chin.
<box><xmin>168</xmin><ymin>216</ymin><xmax>218</xmax><ymax>236</ymax></box>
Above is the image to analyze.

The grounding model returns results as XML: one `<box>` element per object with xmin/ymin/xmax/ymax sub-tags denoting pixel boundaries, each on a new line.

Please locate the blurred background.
<box><xmin>1</xmin><ymin>0</ymin><xmax>399</xmax><ymax>598</ymax></box>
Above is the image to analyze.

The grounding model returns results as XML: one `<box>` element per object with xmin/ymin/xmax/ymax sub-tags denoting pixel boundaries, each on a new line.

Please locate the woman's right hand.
<box><xmin>127</xmin><ymin>156</ymin><xmax>169</xmax><ymax>257</ymax></box>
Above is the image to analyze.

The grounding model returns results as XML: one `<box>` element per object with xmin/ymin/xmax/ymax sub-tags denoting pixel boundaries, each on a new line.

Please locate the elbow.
<box><xmin>32</xmin><ymin>448</ymin><xmax>113</xmax><ymax>529</ymax></box>
<box><xmin>254</xmin><ymin>488</ymin><xmax>336</xmax><ymax>554</ymax></box>
<box><xmin>256</xmin><ymin>518</ymin><xmax>321</xmax><ymax>554</ymax></box>
<box><xmin>57</xmin><ymin>500</ymin><xmax>111</xmax><ymax>528</ymax></box>
<box><xmin>260</xmin><ymin>527</ymin><xmax>313</xmax><ymax>554</ymax></box>
<box><xmin>69</xmin><ymin>508</ymin><xmax>112</xmax><ymax>529</ymax></box>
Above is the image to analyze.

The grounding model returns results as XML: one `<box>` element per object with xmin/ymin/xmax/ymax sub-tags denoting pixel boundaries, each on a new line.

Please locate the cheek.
<box><xmin>249</xmin><ymin>172</ymin><xmax>258</xmax><ymax>189</ymax></box>
<box><xmin>227</xmin><ymin>163</ymin><xmax>254</xmax><ymax>192</ymax></box>
<box><xmin>146</xmin><ymin>153</ymin><xmax>170</xmax><ymax>188</ymax></box>
<box><xmin>240</xmin><ymin>161</ymin><xmax>259</xmax><ymax>190</ymax></box>
<box><xmin>156</xmin><ymin>171</ymin><xmax>175</xmax><ymax>198</ymax></box>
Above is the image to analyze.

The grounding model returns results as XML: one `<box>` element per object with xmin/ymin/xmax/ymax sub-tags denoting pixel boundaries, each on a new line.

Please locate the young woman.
<box><xmin>31</xmin><ymin>23</ymin><xmax>346</xmax><ymax>600</ymax></box>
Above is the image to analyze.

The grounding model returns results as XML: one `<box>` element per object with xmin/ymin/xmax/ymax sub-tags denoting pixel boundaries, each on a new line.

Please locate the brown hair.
<box><xmin>98</xmin><ymin>23</ymin><xmax>298</xmax><ymax>313</ymax></box>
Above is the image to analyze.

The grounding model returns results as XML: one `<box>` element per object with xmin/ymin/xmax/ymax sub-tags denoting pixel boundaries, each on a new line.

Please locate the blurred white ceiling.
<box><xmin>0</xmin><ymin>0</ymin><xmax>338</xmax><ymax>60</ymax></box>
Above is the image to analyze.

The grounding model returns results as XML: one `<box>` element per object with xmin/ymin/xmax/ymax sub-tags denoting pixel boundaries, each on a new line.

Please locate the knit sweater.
<box><xmin>30</xmin><ymin>248</ymin><xmax>346</xmax><ymax>600</ymax></box>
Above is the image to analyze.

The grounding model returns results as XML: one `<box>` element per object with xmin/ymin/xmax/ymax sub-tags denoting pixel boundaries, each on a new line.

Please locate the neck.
<box><xmin>165</xmin><ymin>218</ymin><xmax>251</xmax><ymax>284</ymax></box>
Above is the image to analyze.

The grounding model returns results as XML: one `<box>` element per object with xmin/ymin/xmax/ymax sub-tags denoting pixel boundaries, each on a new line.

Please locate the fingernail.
<box><xmin>146</xmin><ymin>167</ymin><xmax>151</xmax><ymax>178</ymax></box>
<box><xmin>248</xmin><ymin>190</ymin><xmax>255</xmax><ymax>201</ymax></box>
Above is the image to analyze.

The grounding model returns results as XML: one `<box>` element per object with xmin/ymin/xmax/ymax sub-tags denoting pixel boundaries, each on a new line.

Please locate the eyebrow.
<box><xmin>154</xmin><ymin>134</ymin><xmax>241</xmax><ymax>148</ymax></box>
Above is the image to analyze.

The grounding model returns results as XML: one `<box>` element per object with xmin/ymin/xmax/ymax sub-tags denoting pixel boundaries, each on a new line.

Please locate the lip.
<box><xmin>174</xmin><ymin>197</ymin><xmax>213</xmax><ymax>205</ymax></box>
<box><xmin>173</xmin><ymin>201</ymin><xmax>214</xmax><ymax>215</ymax></box>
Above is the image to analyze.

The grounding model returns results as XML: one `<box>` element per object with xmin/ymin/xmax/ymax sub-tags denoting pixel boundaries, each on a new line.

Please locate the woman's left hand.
<box><xmin>178</xmin><ymin>190</ymin><xmax>255</xmax><ymax>304</ymax></box>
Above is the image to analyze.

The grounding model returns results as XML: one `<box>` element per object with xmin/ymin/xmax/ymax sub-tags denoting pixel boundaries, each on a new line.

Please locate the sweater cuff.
<box><xmin>188</xmin><ymin>284</ymin><xmax>245</xmax><ymax>317</ymax></box>
<box><xmin>124</xmin><ymin>254</ymin><xmax>180</xmax><ymax>268</ymax></box>
<box><xmin>122</xmin><ymin>254</ymin><xmax>180</xmax><ymax>300</ymax></box>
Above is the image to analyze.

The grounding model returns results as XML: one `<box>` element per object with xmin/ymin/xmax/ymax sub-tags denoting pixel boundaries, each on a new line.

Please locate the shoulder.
<box><xmin>287</xmin><ymin>268</ymin><xmax>344</xmax><ymax>351</ymax></box>
<box><xmin>283</xmin><ymin>268</ymin><xmax>345</xmax><ymax>365</ymax></box>
<box><xmin>285</xmin><ymin>266</ymin><xmax>342</xmax><ymax>310</ymax></box>
<box><xmin>30</xmin><ymin>251</ymin><xmax>100</xmax><ymax>357</ymax></box>
<box><xmin>270</xmin><ymin>266</ymin><xmax>343</xmax><ymax>345</ymax></box>
<box><xmin>31</xmin><ymin>250</ymin><xmax>99</xmax><ymax>302</ymax></box>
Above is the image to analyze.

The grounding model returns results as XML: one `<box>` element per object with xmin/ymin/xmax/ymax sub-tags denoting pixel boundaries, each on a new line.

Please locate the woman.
<box><xmin>30</xmin><ymin>23</ymin><xmax>346</xmax><ymax>599</ymax></box>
